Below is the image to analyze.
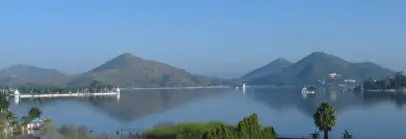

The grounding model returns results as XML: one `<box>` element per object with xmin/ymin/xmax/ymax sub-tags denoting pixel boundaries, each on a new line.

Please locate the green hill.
<box><xmin>66</xmin><ymin>53</ymin><xmax>228</xmax><ymax>88</ymax></box>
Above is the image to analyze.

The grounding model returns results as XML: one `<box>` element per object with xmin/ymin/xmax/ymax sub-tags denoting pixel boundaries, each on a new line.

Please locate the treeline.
<box><xmin>2</xmin><ymin>80</ymin><xmax>116</xmax><ymax>94</ymax></box>
<box><xmin>362</xmin><ymin>72</ymin><xmax>406</xmax><ymax>90</ymax></box>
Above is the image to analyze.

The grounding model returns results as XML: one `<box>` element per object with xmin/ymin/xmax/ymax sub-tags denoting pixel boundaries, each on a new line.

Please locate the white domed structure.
<box><xmin>14</xmin><ymin>90</ymin><xmax>20</xmax><ymax>100</ymax></box>
<box><xmin>14</xmin><ymin>89</ymin><xmax>20</xmax><ymax>96</ymax></box>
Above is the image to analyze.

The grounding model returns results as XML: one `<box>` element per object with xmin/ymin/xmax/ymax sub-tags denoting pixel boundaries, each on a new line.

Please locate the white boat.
<box><xmin>301</xmin><ymin>87</ymin><xmax>315</xmax><ymax>94</ymax></box>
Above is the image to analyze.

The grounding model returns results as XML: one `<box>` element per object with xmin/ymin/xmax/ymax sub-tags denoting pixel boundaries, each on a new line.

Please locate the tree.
<box><xmin>0</xmin><ymin>94</ymin><xmax>9</xmax><ymax>113</ymax></box>
<box><xmin>5</xmin><ymin>112</ymin><xmax>18</xmax><ymax>126</ymax></box>
<box><xmin>310</xmin><ymin>130</ymin><xmax>320</xmax><ymax>139</ymax></box>
<box><xmin>20</xmin><ymin>116</ymin><xmax>32</xmax><ymax>126</ymax></box>
<box><xmin>237</xmin><ymin>113</ymin><xmax>261</xmax><ymax>139</ymax></box>
<box><xmin>342</xmin><ymin>130</ymin><xmax>352</xmax><ymax>139</ymax></box>
<box><xmin>203</xmin><ymin>113</ymin><xmax>276</xmax><ymax>139</ymax></box>
<box><xmin>42</xmin><ymin>118</ymin><xmax>56</xmax><ymax>135</ymax></box>
<box><xmin>28</xmin><ymin>107</ymin><xmax>42</xmax><ymax>119</ymax></box>
<box><xmin>382</xmin><ymin>78</ymin><xmax>390</xmax><ymax>89</ymax></box>
<box><xmin>0</xmin><ymin>93</ymin><xmax>18</xmax><ymax>138</ymax></box>
<box><xmin>313</xmin><ymin>102</ymin><xmax>337</xmax><ymax>139</ymax></box>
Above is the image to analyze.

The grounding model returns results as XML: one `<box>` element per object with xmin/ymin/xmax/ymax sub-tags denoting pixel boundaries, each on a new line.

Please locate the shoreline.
<box><xmin>122</xmin><ymin>86</ymin><xmax>232</xmax><ymax>90</ymax></box>
<box><xmin>363</xmin><ymin>89</ymin><xmax>406</xmax><ymax>92</ymax></box>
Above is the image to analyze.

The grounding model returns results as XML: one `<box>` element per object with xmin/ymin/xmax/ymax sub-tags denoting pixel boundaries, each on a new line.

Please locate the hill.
<box><xmin>0</xmin><ymin>64</ymin><xmax>65</xmax><ymax>77</ymax></box>
<box><xmin>249</xmin><ymin>52</ymin><xmax>394</xmax><ymax>86</ymax></box>
<box><xmin>241</xmin><ymin>58</ymin><xmax>292</xmax><ymax>81</ymax></box>
<box><xmin>0</xmin><ymin>65</ymin><xmax>68</xmax><ymax>87</ymax></box>
<box><xmin>66</xmin><ymin>53</ymin><xmax>228</xmax><ymax>87</ymax></box>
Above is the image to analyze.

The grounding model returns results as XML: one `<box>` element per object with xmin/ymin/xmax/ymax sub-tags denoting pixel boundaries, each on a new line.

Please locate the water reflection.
<box><xmin>248</xmin><ymin>87</ymin><xmax>406</xmax><ymax>138</ymax></box>
<box><xmin>9</xmin><ymin>87</ymin><xmax>406</xmax><ymax>138</ymax></box>
<box><xmin>12</xmin><ymin>87</ymin><xmax>406</xmax><ymax>120</ymax></box>
<box><xmin>252</xmin><ymin>88</ymin><xmax>406</xmax><ymax>116</ymax></box>
<box><xmin>355</xmin><ymin>90</ymin><xmax>406</xmax><ymax>109</ymax></box>
<box><xmin>11</xmin><ymin>88</ymin><xmax>229</xmax><ymax>122</ymax></box>
<box><xmin>249</xmin><ymin>87</ymin><xmax>406</xmax><ymax>117</ymax></box>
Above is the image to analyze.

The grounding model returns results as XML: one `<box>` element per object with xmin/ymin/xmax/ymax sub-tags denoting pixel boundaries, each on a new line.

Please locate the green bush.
<box><xmin>145</xmin><ymin>122</ymin><xmax>228</xmax><ymax>139</ymax></box>
<box><xmin>145</xmin><ymin>113</ymin><xmax>276</xmax><ymax>139</ymax></box>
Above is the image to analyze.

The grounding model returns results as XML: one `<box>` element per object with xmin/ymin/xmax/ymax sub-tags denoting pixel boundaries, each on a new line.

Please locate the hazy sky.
<box><xmin>1</xmin><ymin>0</ymin><xmax>405</xmax><ymax>78</ymax></box>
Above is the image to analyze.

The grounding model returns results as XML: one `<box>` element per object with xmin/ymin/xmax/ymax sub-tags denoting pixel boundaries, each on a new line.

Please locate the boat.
<box><xmin>235</xmin><ymin>84</ymin><xmax>246</xmax><ymax>89</ymax></box>
<box><xmin>301</xmin><ymin>87</ymin><xmax>315</xmax><ymax>94</ymax></box>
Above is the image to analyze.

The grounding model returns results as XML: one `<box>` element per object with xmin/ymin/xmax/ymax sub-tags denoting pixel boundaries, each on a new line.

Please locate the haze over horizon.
<box><xmin>1</xmin><ymin>0</ymin><xmax>405</xmax><ymax>78</ymax></box>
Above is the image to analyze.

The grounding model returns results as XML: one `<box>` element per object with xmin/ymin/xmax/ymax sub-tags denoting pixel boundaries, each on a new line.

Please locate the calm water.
<box><xmin>9</xmin><ymin>87</ymin><xmax>406</xmax><ymax>139</ymax></box>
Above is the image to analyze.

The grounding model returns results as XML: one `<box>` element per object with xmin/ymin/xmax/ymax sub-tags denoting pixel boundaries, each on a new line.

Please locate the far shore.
<box><xmin>121</xmin><ymin>85</ymin><xmax>298</xmax><ymax>90</ymax></box>
<box><xmin>363</xmin><ymin>89</ymin><xmax>406</xmax><ymax>92</ymax></box>
<box><xmin>121</xmin><ymin>86</ymin><xmax>232</xmax><ymax>90</ymax></box>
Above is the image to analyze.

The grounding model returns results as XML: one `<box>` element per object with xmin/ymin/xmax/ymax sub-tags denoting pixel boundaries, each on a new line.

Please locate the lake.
<box><xmin>9</xmin><ymin>87</ymin><xmax>406</xmax><ymax>139</ymax></box>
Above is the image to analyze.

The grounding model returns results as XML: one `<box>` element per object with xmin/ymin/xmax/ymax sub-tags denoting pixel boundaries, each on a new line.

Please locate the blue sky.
<box><xmin>0</xmin><ymin>0</ymin><xmax>405</xmax><ymax>78</ymax></box>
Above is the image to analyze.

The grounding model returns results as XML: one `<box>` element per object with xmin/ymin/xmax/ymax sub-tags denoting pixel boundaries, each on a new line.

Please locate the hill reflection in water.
<box><xmin>250</xmin><ymin>87</ymin><xmax>406</xmax><ymax>116</ymax></box>
<box><xmin>9</xmin><ymin>87</ymin><xmax>406</xmax><ymax>138</ymax></box>
<box><xmin>11</xmin><ymin>88</ymin><xmax>230</xmax><ymax>122</ymax></box>
<box><xmin>248</xmin><ymin>87</ymin><xmax>406</xmax><ymax>139</ymax></box>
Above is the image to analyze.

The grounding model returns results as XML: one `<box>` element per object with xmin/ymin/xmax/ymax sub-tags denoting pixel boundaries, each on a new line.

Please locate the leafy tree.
<box><xmin>237</xmin><ymin>113</ymin><xmax>261</xmax><ymax>139</ymax></box>
<box><xmin>5</xmin><ymin>112</ymin><xmax>18</xmax><ymax>126</ymax></box>
<box><xmin>0</xmin><ymin>93</ymin><xmax>19</xmax><ymax>138</ymax></box>
<box><xmin>42</xmin><ymin>118</ymin><xmax>57</xmax><ymax>135</ymax></box>
<box><xmin>0</xmin><ymin>94</ymin><xmax>9</xmax><ymax>113</ymax></box>
<box><xmin>361</xmin><ymin>72</ymin><xmax>406</xmax><ymax>90</ymax></box>
<box><xmin>313</xmin><ymin>102</ymin><xmax>337</xmax><ymax>139</ymax></box>
<box><xmin>260</xmin><ymin>127</ymin><xmax>276</xmax><ymax>139</ymax></box>
<box><xmin>362</xmin><ymin>78</ymin><xmax>377</xmax><ymax>90</ymax></box>
<box><xmin>204</xmin><ymin>113</ymin><xmax>276</xmax><ymax>139</ymax></box>
<box><xmin>28</xmin><ymin>107</ymin><xmax>42</xmax><ymax>119</ymax></box>
<box><xmin>146</xmin><ymin>113</ymin><xmax>276</xmax><ymax>139</ymax></box>
<box><xmin>20</xmin><ymin>116</ymin><xmax>32</xmax><ymax>126</ymax></box>
<box><xmin>215</xmin><ymin>125</ymin><xmax>237</xmax><ymax>139</ymax></box>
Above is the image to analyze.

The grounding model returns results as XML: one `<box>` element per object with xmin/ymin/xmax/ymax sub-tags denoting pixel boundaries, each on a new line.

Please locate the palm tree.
<box><xmin>28</xmin><ymin>107</ymin><xmax>42</xmax><ymax>119</ymax></box>
<box><xmin>310</xmin><ymin>130</ymin><xmax>320</xmax><ymax>139</ymax></box>
<box><xmin>313</xmin><ymin>102</ymin><xmax>337</xmax><ymax>139</ymax></box>
<box><xmin>342</xmin><ymin>130</ymin><xmax>352</xmax><ymax>139</ymax></box>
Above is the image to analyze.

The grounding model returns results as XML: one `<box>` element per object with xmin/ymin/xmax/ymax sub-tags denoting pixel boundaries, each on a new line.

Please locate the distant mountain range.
<box><xmin>0</xmin><ymin>65</ymin><xmax>68</xmax><ymax>87</ymax></box>
<box><xmin>0</xmin><ymin>51</ymin><xmax>396</xmax><ymax>87</ymax></box>
<box><xmin>0</xmin><ymin>64</ymin><xmax>65</xmax><ymax>78</ymax></box>
<box><xmin>244</xmin><ymin>52</ymin><xmax>395</xmax><ymax>86</ymax></box>
<box><xmin>0</xmin><ymin>53</ymin><xmax>228</xmax><ymax>88</ymax></box>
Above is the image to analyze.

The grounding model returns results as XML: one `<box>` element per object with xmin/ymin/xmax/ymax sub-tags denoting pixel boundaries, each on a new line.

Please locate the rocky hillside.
<box><xmin>66</xmin><ymin>53</ymin><xmax>229</xmax><ymax>87</ymax></box>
